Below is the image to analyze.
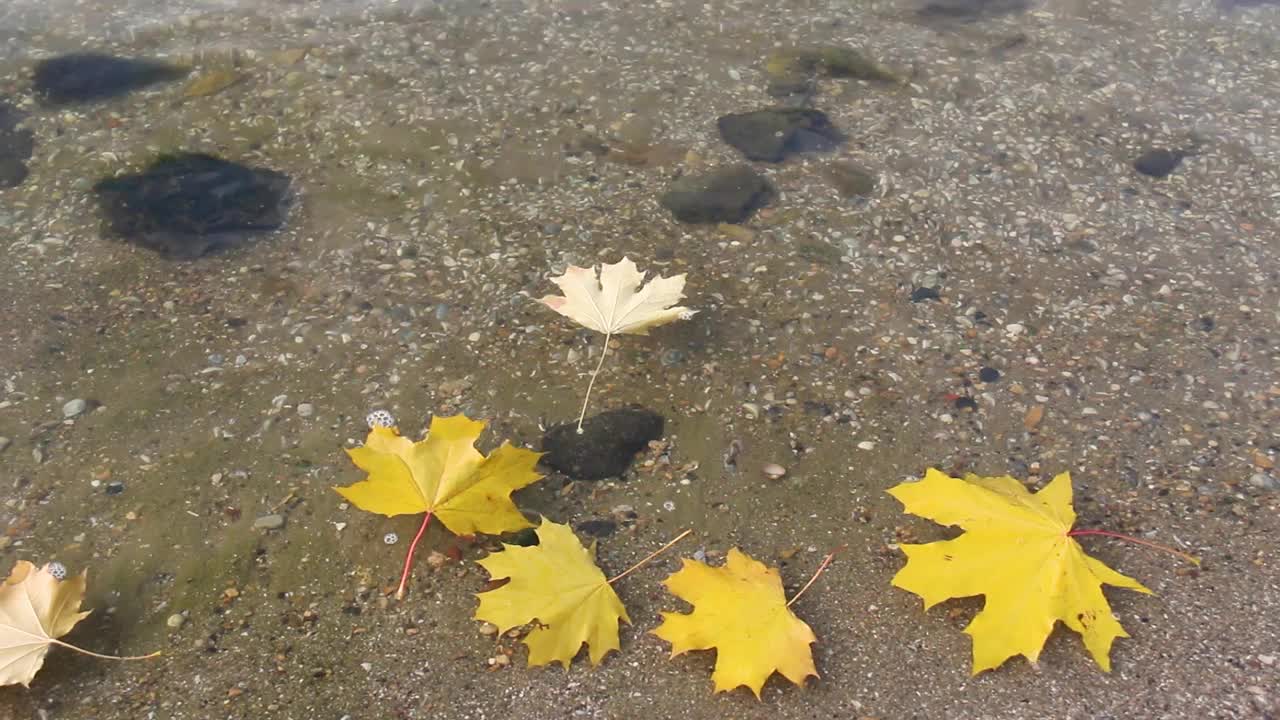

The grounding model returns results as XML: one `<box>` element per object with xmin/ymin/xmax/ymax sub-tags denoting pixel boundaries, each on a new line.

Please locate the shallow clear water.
<box><xmin>1</xmin><ymin>1</ymin><xmax>1279</xmax><ymax>718</ymax></box>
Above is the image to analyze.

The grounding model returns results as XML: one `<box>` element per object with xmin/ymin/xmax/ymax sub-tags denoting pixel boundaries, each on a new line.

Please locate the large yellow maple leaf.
<box><xmin>888</xmin><ymin>469</ymin><xmax>1151</xmax><ymax>674</ymax></box>
<box><xmin>0</xmin><ymin>561</ymin><xmax>159</xmax><ymax>687</ymax></box>
<box><xmin>0</xmin><ymin>561</ymin><xmax>91</xmax><ymax>687</ymax></box>
<box><xmin>474</xmin><ymin>519</ymin><xmax>630</xmax><ymax>667</ymax></box>
<box><xmin>336</xmin><ymin>414</ymin><xmax>542</xmax><ymax>536</ymax></box>
<box><xmin>651</xmin><ymin>549</ymin><xmax>818</xmax><ymax>698</ymax></box>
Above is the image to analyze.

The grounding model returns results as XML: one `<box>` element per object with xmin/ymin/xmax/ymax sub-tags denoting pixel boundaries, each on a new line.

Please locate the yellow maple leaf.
<box><xmin>336</xmin><ymin>414</ymin><xmax>542</xmax><ymax>536</ymax></box>
<box><xmin>651</xmin><ymin>549</ymin><xmax>818</xmax><ymax>699</ymax></box>
<box><xmin>474</xmin><ymin>519</ymin><xmax>630</xmax><ymax>667</ymax></box>
<box><xmin>888</xmin><ymin>468</ymin><xmax>1152</xmax><ymax>674</ymax></box>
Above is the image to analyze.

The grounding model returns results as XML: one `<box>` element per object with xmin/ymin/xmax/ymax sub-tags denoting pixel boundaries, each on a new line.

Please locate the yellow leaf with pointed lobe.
<box><xmin>336</xmin><ymin>414</ymin><xmax>542</xmax><ymax>536</ymax></box>
<box><xmin>888</xmin><ymin>469</ymin><xmax>1151</xmax><ymax>674</ymax></box>
<box><xmin>474</xmin><ymin>519</ymin><xmax>629</xmax><ymax>667</ymax></box>
<box><xmin>540</xmin><ymin>257</ymin><xmax>696</xmax><ymax>336</ymax></box>
<box><xmin>652</xmin><ymin>549</ymin><xmax>817</xmax><ymax>698</ymax></box>
<box><xmin>0</xmin><ymin>561</ymin><xmax>91</xmax><ymax>687</ymax></box>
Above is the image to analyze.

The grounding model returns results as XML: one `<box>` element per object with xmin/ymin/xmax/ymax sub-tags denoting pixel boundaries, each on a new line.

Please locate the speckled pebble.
<box><xmin>62</xmin><ymin>398</ymin><xmax>87</xmax><ymax>418</ymax></box>
<box><xmin>254</xmin><ymin>514</ymin><xmax>285</xmax><ymax>530</ymax></box>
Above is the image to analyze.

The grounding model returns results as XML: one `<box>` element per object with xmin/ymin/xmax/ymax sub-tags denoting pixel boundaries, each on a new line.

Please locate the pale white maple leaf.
<box><xmin>539</xmin><ymin>257</ymin><xmax>697</xmax><ymax>432</ymax></box>
<box><xmin>540</xmin><ymin>257</ymin><xmax>697</xmax><ymax>336</ymax></box>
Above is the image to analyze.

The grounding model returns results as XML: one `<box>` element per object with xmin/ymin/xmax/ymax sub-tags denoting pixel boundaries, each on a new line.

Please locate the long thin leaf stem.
<box><xmin>1067</xmin><ymin>528</ymin><xmax>1200</xmax><ymax>566</ymax></box>
<box><xmin>396</xmin><ymin>511</ymin><xmax>434</xmax><ymax>599</ymax></box>
<box><xmin>49</xmin><ymin>639</ymin><xmax>161</xmax><ymax>662</ymax></box>
<box><xmin>787</xmin><ymin>545</ymin><xmax>845</xmax><ymax>608</ymax></box>
<box><xmin>607</xmin><ymin>529</ymin><xmax>692</xmax><ymax>585</ymax></box>
<box><xmin>575</xmin><ymin>330</ymin><xmax>613</xmax><ymax>433</ymax></box>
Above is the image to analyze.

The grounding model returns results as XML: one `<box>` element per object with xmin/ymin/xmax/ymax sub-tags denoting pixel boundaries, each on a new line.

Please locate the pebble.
<box><xmin>105</xmin><ymin>481</ymin><xmax>125</xmax><ymax>496</ymax></box>
<box><xmin>0</xmin><ymin>436</ymin><xmax>9</xmax><ymax>453</ymax></box>
<box><xmin>910</xmin><ymin>286</ymin><xmax>941</xmax><ymax>303</ymax></box>
<box><xmin>978</xmin><ymin>367</ymin><xmax>1001</xmax><ymax>383</ymax></box>
<box><xmin>857</xmin><ymin>441</ymin><xmax>876</xmax><ymax>450</ymax></box>
<box><xmin>384</xmin><ymin>532</ymin><xmax>399</xmax><ymax>545</ymax></box>
<box><xmin>1249</xmin><ymin>473</ymin><xmax>1277</xmax><ymax>491</ymax></box>
<box><xmin>297</xmin><ymin>403</ymin><xmax>315</xmax><ymax>418</ymax></box>
<box><xmin>62</xmin><ymin>398</ymin><xmax>88</xmax><ymax>418</ymax></box>
<box><xmin>659</xmin><ymin>348</ymin><xmax>686</xmax><ymax>366</ymax></box>
<box><xmin>253</xmin><ymin>514</ymin><xmax>285</xmax><ymax>530</ymax></box>
<box><xmin>166</xmin><ymin>613</ymin><xmax>186</xmax><ymax>629</ymax></box>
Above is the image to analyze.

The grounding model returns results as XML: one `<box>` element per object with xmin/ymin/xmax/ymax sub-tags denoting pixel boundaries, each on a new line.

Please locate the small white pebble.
<box><xmin>857</xmin><ymin>441</ymin><xmax>876</xmax><ymax>451</ymax></box>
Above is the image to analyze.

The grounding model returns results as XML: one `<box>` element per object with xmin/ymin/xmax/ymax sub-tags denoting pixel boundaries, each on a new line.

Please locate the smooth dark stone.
<box><xmin>541</xmin><ymin>408</ymin><xmax>664</xmax><ymax>481</ymax></box>
<box><xmin>33</xmin><ymin>53</ymin><xmax>187</xmax><ymax>105</ymax></box>
<box><xmin>659</xmin><ymin>165</ymin><xmax>775</xmax><ymax>224</ymax></box>
<box><xmin>718</xmin><ymin>108</ymin><xmax>845</xmax><ymax>162</ymax></box>
<box><xmin>978</xmin><ymin>366</ymin><xmax>1001</xmax><ymax>383</ymax></box>
<box><xmin>93</xmin><ymin>153</ymin><xmax>292</xmax><ymax>259</ymax></box>
<box><xmin>1133</xmin><ymin>149</ymin><xmax>1184</xmax><ymax>178</ymax></box>
<box><xmin>910</xmin><ymin>286</ymin><xmax>941</xmax><ymax>302</ymax></box>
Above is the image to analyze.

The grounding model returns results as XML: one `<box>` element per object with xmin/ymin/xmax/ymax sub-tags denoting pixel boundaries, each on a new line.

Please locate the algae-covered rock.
<box><xmin>718</xmin><ymin>108</ymin><xmax>845</xmax><ymax>162</ymax></box>
<box><xmin>825</xmin><ymin>161</ymin><xmax>877</xmax><ymax>198</ymax></box>
<box><xmin>764</xmin><ymin>46</ymin><xmax>903</xmax><ymax>98</ymax></box>
<box><xmin>184</xmin><ymin>69</ymin><xmax>243</xmax><ymax>98</ymax></box>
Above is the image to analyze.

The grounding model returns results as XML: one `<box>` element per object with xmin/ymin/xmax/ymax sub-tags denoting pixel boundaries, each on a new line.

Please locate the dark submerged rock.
<box><xmin>93</xmin><ymin>153</ymin><xmax>292</xmax><ymax>259</ymax></box>
<box><xmin>659</xmin><ymin>165</ymin><xmax>775</xmax><ymax>224</ymax></box>
<box><xmin>33</xmin><ymin>53</ymin><xmax>188</xmax><ymax>105</ymax></box>
<box><xmin>0</xmin><ymin>100</ymin><xmax>34</xmax><ymax>189</ymax></box>
<box><xmin>917</xmin><ymin>0</ymin><xmax>1030</xmax><ymax>23</ymax></box>
<box><xmin>718</xmin><ymin>108</ymin><xmax>845</xmax><ymax>163</ymax></box>
<box><xmin>1133</xmin><ymin>148</ymin><xmax>1184</xmax><ymax>178</ymax></box>
<box><xmin>541</xmin><ymin>408</ymin><xmax>664</xmax><ymax>481</ymax></box>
